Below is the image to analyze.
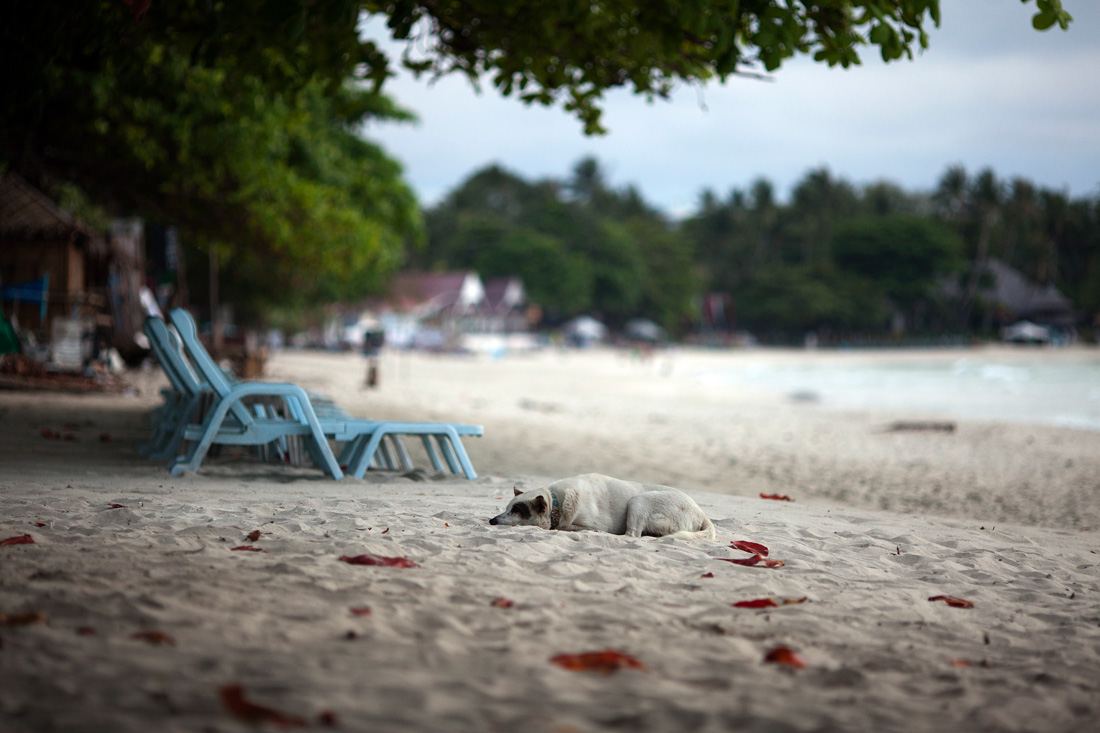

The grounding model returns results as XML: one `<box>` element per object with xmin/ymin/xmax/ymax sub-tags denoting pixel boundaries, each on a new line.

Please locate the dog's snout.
<box><xmin>489</xmin><ymin>516</ymin><xmax>499</xmax><ymax>525</ymax></box>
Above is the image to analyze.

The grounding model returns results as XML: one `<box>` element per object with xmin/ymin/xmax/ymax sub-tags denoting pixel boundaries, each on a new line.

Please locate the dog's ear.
<box><xmin>514</xmin><ymin>486</ymin><xmax>523</xmax><ymax>496</ymax></box>
<box><xmin>532</xmin><ymin>495</ymin><xmax>548</xmax><ymax>514</ymax></box>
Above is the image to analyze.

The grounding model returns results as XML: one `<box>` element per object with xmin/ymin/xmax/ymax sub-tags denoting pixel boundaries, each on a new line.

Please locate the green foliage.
<box><xmin>3</xmin><ymin>1</ymin><xmax>420</xmax><ymax>325</ymax></box>
<box><xmin>831</xmin><ymin>215</ymin><xmax>964</xmax><ymax>306</ymax></box>
<box><xmin>418</xmin><ymin>160</ymin><xmax>697</xmax><ymax>331</ymax></box>
<box><xmin>365</xmin><ymin>1</ymin><xmax>953</xmax><ymax>133</ymax></box>
<box><xmin>737</xmin><ymin>263</ymin><xmax>886</xmax><ymax>333</ymax></box>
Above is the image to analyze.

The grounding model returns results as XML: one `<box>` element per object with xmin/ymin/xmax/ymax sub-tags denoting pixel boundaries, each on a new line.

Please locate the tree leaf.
<box><xmin>550</xmin><ymin>650</ymin><xmax>646</xmax><ymax>674</ymax></box>
<box><xmin>764</xmin><ymin>646</ymin><xmax>807</xmax><ymax>668</ymax></box>
<box><xmin>339</xmin><ymin>554</ymin><xmax>420</xmax><ymax>568</ymax></box>
<box><xmin>731</xmin><ymin>540</ymin><xmax>769</xmax><ymax>556</ymax></box>
<box><xmin>219</xmin><ymin>684</ymin><xmax>307</xmax><ymax>727</ymax></box>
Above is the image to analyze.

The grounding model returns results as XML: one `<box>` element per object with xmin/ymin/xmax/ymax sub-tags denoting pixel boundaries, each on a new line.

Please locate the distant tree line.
<box><xmin>413</xmin><ymin>159</ymin><xmax>1100</xmax><ymax>341</ymax></box>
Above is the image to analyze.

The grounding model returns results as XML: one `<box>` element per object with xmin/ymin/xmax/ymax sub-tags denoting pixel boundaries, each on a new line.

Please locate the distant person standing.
<box><xmin>363</xmin><ymin>329</ymin><xmax>384</xmax><ymax>388</ymax></box>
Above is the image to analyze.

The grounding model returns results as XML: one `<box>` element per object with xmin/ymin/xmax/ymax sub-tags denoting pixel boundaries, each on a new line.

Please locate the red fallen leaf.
<box><xmin>33</xmin><ymin>521</ymin><xmax>47</xmax><ymax>527</ymax></box>
<box><xmin>929</xmin><ymin>595</ymin><xmax>974</xmax><ymax>609</ymax></box>
<box><xmin>550</xmin><ymin>650</ymin><xmax>647</xmax><ymax>674</ymax></box>
<box><xmin>41</xmin><ymin>428</ymin><xmax>60</xmax><ymax>440</ymax></box>
<box><xmin>720</xmin><ymin>554</ymin><xmax>785</xmax><ymax>568</ymax></box>
<box><xmin>731</xmin><ymin>540</ymin><xmax>769</xmax><ymax>556</ymax></box>
<box><xmin>230</xmin><ymin>545</ymin><xmax>266</xmax><ymax>552</ymax></box>
<box><xmin>764</xmin><ymin>646</ymin><xmax>807</xmax><ymax>668</ymax></box>
<box><xmin>246</xmin><ymin>530</ymin><xmax>262</xmax><ymax>542</ymax></box>
<box><xmin>733</xmin><ymin>597</ymin><xmax>808</xmax><ymax>609</ymax></box>
<box><xmin>1</xmin><ymin>534</ymin><xmax>35</xmax><ymax>546</ymax></box>
<box><xmin>131</xmin><ymin>630</ymin><xmax>176</xmax><ymax>646</ymax></box>
<box><xmin>99</xmin><ymin>433</ymin><xmax>112</xmax><ymax>442</ymax></box>
<box><xmin>339</xmin><ymin>554</ymin><xmax>419</xmax><ymax>568</ymax></box>
<box><xmin>490</xmin><ymin>597</ymin><xmax>515</xmax><ymax>609</ymax></box>
<box><xmin>951</xmin><ymin>659</ymin><xmax>971</xmax><ymax>667</ymax></box>
<box><xmin>444</xmin><ymin>522</ymin><xmax>450</xmax><ymax>527</ymax></box>
<box><xmin>219</xmin><ymin>684</ymin><xmax>307</xmax><ymax>728</ymax></box>
<box><xmin>720</xmin><ymin>554</ymin><xmax>761</xmax><ymax>567</ymax></box>
<box><xmin>76</xmin><ymin>626</ymin><xmax>97</xmax><ymax>636</ymax></box>
<box><xmin>0</xmin><ymin>611</ymin><xmax>46</xmax><ymax>626</ymax></box>
<box><xmin>760</xmin><ymin>493</ymin><xmax>794</xmax><ymax>502</ymax></box>
<box><xmin>318</xmin><ymin>710</ymin><xmax>339</xmax><ymax>727</ymax></box>
<box><xmin>700</xmin><ymin>572</ymin><xmax>714</xmax><ymax>578</ymax></box>
<box><xmin>107</xmin><ymin>503</ymin><xmax>127</xmax><ymax>509</ymax></box>
<box><xmin>381</xmin><ymin>528</ymin><xmax>390</xmax><ymax>534</ymax></box>
<box><xmin>349</xmin><ymin>606</ymin><xmax>372</xmax><ymax>616</ymax></box>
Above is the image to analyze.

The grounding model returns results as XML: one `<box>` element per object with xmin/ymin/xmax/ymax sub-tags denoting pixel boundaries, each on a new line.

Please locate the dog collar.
<box><xmin>549</xmin><ymin>490</ymin><xmax>562</xmax><ymax>530</ymax></box>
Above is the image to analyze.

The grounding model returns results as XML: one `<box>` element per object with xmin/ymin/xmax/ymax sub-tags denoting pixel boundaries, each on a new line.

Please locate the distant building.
<box><xmin>976</xmin><ymin>258</ymin><xmax>1075</xmax><ymax>328</ymax></box>
<box><xmin>483</xmin><ymin>276</ymin><xmax>530</xmax><ymax>333</ymax></box>
<box><xmin>343</xmin><ymin>271</ymin><xmax>537</xmax><ymax>352</ymax></box>
<box><xmin>0</xmin><ymin>172</ymin><xmax>108</xmax><ymax>337</ymax></box>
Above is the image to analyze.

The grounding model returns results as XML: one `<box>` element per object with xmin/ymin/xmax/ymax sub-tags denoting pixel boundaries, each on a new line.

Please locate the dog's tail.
<box><xmin>664</xmin><ymin>515</ymin><xmax>716</xmax><ymax>541</ymax></box>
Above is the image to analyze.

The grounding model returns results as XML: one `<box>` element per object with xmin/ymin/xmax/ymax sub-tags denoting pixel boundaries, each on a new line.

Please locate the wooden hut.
<box><xmin>0</xmin><ymin>172</ymin><xmax>109</xmax><ymax>340</ymax></box>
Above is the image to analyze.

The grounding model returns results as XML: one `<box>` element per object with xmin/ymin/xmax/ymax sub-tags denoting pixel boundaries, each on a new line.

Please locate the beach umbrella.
<box><xmin>564</xmin><ymin>315</ymin><xmax>607</xmax><ymax>341</ymax></box>
<box><xmin>625</xmin><ymin>318</ymin><xmax>665</xmax><ymax>342</ymax></box>
<box><xmin>1001</xmin><ymin>320</ymin><xmax>1051</xmax><ymax>344</ymax></box>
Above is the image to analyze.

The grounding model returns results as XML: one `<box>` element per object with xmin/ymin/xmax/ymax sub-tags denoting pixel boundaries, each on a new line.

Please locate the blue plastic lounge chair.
<box><xmin>165</xmin><ymin>308</ymin><xmax>483</xmax><ymax>479</ymax></box>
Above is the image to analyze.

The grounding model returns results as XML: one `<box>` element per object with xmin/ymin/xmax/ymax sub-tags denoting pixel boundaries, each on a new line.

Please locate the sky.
<box><xmin>360</xmin><ymin>1</ymin><xmax>1100</xmax><ymax>217</ymax></box>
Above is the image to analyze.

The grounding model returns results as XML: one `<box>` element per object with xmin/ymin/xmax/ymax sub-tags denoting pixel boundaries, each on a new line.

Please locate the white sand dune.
<box><xmin>1</xmin><ymin>346</ymin><xmax>1099</xmax><ymax>732</ymax></box>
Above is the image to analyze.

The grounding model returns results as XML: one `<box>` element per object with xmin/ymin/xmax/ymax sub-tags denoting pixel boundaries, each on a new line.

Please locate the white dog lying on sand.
<box><xmin>489</xmin><ymin>473</ymin><xmax>715</xmax><ymax>540</ymax></box>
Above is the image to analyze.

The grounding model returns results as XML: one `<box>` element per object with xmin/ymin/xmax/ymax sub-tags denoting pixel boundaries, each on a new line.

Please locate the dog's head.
<box><xmin>489</xmin><ymin>486</ymin><xmax>552</xmax><ymax>529</ymax></box>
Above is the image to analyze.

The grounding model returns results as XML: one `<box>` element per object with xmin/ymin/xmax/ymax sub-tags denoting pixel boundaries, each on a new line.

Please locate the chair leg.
<box><xmin>392</xmin><ymin>436</ymin><xmax>415</xmax><ymax>471</ymax></box>
<box><xmin>421</xmin><ymin>435</ymin><xmax>445</xmax><ymax>472</ymax></box>
<box><xmin>436</xmin><ymin>434</ymin><xmax>461</xmax><ymax>474</ymax></box>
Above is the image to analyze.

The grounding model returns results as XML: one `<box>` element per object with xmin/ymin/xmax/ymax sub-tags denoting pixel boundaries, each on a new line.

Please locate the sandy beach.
<box><xmin>2</xmin><ymin>345</ymin><xmax>1099</xmax><ymax>732</ymax></box>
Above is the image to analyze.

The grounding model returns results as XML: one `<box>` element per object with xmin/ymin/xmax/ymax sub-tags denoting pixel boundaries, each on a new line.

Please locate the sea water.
<box><xmin>692</xmin><ymin>351</ymin><xmax>1100</xmax><ymax>431</ymax></box>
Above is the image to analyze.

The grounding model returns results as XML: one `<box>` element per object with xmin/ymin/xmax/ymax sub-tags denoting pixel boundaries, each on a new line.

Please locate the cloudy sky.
<box><xmin>361</xmin><ymin>1</ymin><xmax>1100</xmax><ymax>216</ymax></box>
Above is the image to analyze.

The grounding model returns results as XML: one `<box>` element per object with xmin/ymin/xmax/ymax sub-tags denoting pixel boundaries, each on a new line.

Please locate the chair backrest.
<box><xmin>143</xmin><ymin>316</ymin><xmax>202</xmax><ymax>397</ymax></box>
<box><xmin>168</xmin><ymin>308</ymin><xmax>255</xmax><ymax>428</ymax></box>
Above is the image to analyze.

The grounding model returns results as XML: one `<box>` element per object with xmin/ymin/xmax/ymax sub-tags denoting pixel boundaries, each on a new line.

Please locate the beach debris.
<box><xmin>928</xmin><ymin>595</ymin><xmax>974</xmax><ymax>609</ymax></box>
<box><xmin>131</xmin><ymin>630</ymin><xmax>176</xmax><ymax>646</ymax></box>
<box><xmin>0</xmin><ymin>611</ymin><xmax>46</xmax><ymax>626</ymax></box>
<box><xmin>733</xmin><ymin>597</ymin><xmax>808</xmax><ymax>609</ymax></box>
<box><xmin>731</xmin><ymin>540</ymin><xmax>769</xmax><ymax>556</ymax></box>
<box><xmin>719</xmin><ymin>555</ymin><xmax>785</xmax><ymax>568</ymax></box>
<box><xmin>230</xmin><ymin>545</ymin><xmax>266</xmax><ymax>553</ymax></box>
<box><xmin>764</xmin><ymin>646</ymin><xmax>807</xmax><ymax>669</ymax></box>
<box><xmin>700</xmin><ymin>572</ymin><xmax>714</xmax><ymax>578</ymax></box>
<box><xmin>550</xmin><ymin>650</ymin><xmax>647</xmax><ymax>674</ymax></box>
<box><xmin>886</xmin><ymin>420</ymin><xmax>956</xmax><ymax>433</ymax></box>
<box><xmin>490</xmin><ymin>597</ymin><xmax>515</xmax><ymax>609</ymax></box>
<box><xmin>760</xmin><ymin>493</ymin><xmax>794</xmax><ymax>502</ymax></box>
<box><xmin>349</xmin><ymin>607</ymin><xmax>372</xmax><ymax>616</ymax></box>
<box><xmin>318</xmin><ymin>710</ymin><xmax>339</xmax><ymax>727</ymax></box>
<box><xmin>1</xmin><ymin>534</ymin><xmax>35</xmax><ymax>546</ymax></box>
<box><xmin>246</xmin><ymin>530</ymin><xmax>262</xmax><ymax>542</ymax></box>
<box><xmin>339</xmin><ymin>554</ymin><xmax>420</xmax><ymax>568</ymax></box>
<box><xmin>107</xmin><ymin>503</ymin><xmax>127</xmax><ymax>509</ymax></box>
<box><xmin>219</xmin><ymin>684</ymin><xmax>307</xmax><ymax>727</ymax></box>
<box><xmin>33</xmin><ymin>521</ymin><xmax>47</xmax><ymax>527</ymax></box>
